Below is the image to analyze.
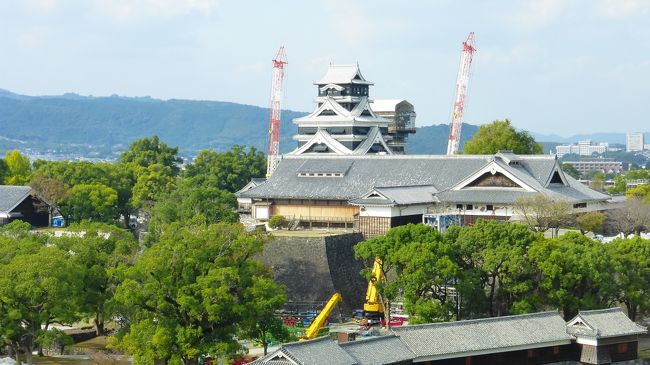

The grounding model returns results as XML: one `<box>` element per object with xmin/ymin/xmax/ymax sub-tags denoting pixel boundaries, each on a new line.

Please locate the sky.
<box><xmin>1</xmin><ymin>0</ymin><xmax>649</xmax><ymax>136</ymax></box>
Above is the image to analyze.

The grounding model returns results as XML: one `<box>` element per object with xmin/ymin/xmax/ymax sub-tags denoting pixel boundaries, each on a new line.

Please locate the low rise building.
<box><xmin>555</xmin><ymin>140</ymin><xmax>609</xmax><ymax>158</ymax></box>
<box><xmin>252</xmin><ymin>307</ymin><xmax>646</xmax><ymax>365</ymax></box>
<box><xmin>627</xmin><ymin>132</ymin><xmax>645</xmax><ymax>152</ymax></box>
<box><xmin>239</xmin><ymin>152</ymin><xmax>610</xmax><ymax>238</ymax></box>
<box><xmin>562</xmin><ymin>159</ymin><xmax>624</xmax><ymax>175</ymax></box>
<box><xmin>0</xmin><ymin>185</ymin><xmax>50</xmax><ymax>227</ymax></box>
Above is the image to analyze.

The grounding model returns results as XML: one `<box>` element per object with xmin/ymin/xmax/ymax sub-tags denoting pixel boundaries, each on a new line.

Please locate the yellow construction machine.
<box><xmin>301</xmin><ymin>292</ymin><xmax>342</xmax><ymax>340</ymax></box>
<box><xmin>363</xmin><ymin>258</ymin><xmax>385</xmax><ymax>319</ymax></box>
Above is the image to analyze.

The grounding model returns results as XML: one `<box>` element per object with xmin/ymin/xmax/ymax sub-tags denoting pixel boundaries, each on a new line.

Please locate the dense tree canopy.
<box><xmin>3</xmin><ymin>150</ymin><xmax>32</xmax><ymax>185</ymax></box>
<box><xmin>184</xmin><ymin>146</ymin><xmax>266</xmax><ymax>193</ymax></box>
<box><xmin>120</xmin><ymin>136</ymin><xmax>183</xmax><ymax>176</ymax></box>
<box><xmin>113</xmin><ymin>222</ymin><xmax>285</xmax><ymax>365</ymax></box>
<box><xmin>463</xmin><ymin>119</ymin><xmax>543</xmax><ymax>155</ymax></box>
<box><xmin>59</xmin><ymin>184</ymin><xmax>119</xmax><ymax>223</ymax></box>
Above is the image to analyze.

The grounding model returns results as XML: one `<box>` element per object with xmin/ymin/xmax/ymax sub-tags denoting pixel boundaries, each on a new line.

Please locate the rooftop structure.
<box><xmin>370</xmin><ymin>99</ymin><xmax>416</xmax><ymax>154</ymax></box>
<box><xmin>290</xmin><ymin>64</ymin><xmax>414</xmax><ymax>156</ymax></box>
<box><xmin>0</xmin><ymin>185</ymin><xmax>50</xmax><ymax>227</ymax></box>
<box><xmin>252</xmin><ymin>307</ymin><xmax>647</xmax><ymax>365</ymax></box>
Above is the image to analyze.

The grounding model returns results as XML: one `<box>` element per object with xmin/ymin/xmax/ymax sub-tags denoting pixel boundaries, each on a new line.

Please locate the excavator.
<box><xmin>301</xmin><ymin>292</ymin><xmax>342</xmax><ymax>340</ymax></box>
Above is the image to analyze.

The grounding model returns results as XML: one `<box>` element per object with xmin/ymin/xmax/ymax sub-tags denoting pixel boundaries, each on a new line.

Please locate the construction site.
<box><xmin>232</xmin><ymin>33</ymin><xmax>642</xmax><ymax>365</ymax></box>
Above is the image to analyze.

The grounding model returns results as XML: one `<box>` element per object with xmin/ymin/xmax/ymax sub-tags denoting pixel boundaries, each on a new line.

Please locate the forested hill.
<box><xmin>0</xmin><ymin>89</ymin><xmax>482</xmax><ymax>157</ymax></box>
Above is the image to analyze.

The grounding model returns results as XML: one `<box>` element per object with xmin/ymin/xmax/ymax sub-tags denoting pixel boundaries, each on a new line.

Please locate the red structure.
<box><xmin>447</xmin><ymin>32</ymin><xmax>476</xmax><ymax>155</ymax></box>
<box><xmin>266</xmin><ymin>46</ymin><xmax>288</xmax><ymax>176</ymax></box>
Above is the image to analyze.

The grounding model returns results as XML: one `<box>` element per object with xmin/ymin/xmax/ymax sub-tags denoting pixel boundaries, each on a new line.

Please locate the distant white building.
<box><xmin>626</xmin><ymin>132</ymin><xmax>644</xmax><ymax>152</ymax></box>
<box><xmin>555</xmin><ymin>140</ymin><xmax>608</xmax><ymax>157</ymax></box>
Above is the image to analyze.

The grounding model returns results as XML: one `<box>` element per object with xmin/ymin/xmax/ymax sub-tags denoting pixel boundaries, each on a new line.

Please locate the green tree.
<box><xmin>131</xmin><ymin>163</ymin><xmax>176</xmax><ymax>209</ymax></box>
<box><xmin>3</xmin><ymin>150</ymin><xmax>32</xmax><ymax>185</ymax></box>
<box><xmin>455</xmin><ymin>220</ymin><xmax>538</xmax><ymax>317</ymax></box>
<box><xmin>52</xmin><ymin>222</ymin><xmax>139</xmax><ymax>335</ymax></box>
<box><xmin>354</xmin><ymin>224</ymin><xmax>444</xmax><ymax>327</ymax></box>
<box><xmin>626</xmin><ymin>184</ymin><xmax>650</xmax><ymax>204</ymax></box>
<box><xmin>560</xmin><ymin>163</ymin><xmax>581</xmax><ymax>179</ymax></box>
<box><xmin>148</xmin><ymin>182</ymin><xmax>238</xmax><ymax>236</ymax></box>
<box><xmin>463</xmin><ymin>119</ymin><xmax>542</xmax><ymax>155</ymax></box>
<box><xmin>0</xmin><ymin>245</ymin><xmax>82</xmax><ymax>365</ymax></box>
<box><xmin>606</xmin><ymin>237</ymin><xmax>650</xmax><ymax>321</ymax></box>
<box><xmin>113</xmin><ymin>222</ymin><xmax>285</xmax><ymax>364</ymax></box>
<box><xmin>60</xmin><ymin>184</ymin><xmax>119</xmax><ymax>223</ymax></box>
<box><xmin>120</xmin><ymin>136</ymin><xmax>183</xmax><ymax>176</ymax></box>
<box><xmin>590</xmin><ymin>171</ymin><xmax>606</xmax><ymax>192</ymax></box>
<box><xmin>576</xmin><ymin>211</ymin><xmax>605</xmax><ymax>235</ymax></box>
<box><xmin>0</xmin><ymin>158</ymin><xmax>8</xmax><ymax>184</ymax></box>
<box><xmin>529</xmin><ymin>232</ymin><xmax>614</xmax><ymax>319</ymax></box>
<box><xmin>184</xmin><ymin>146</ymin><xmax>266</xmax><ymax>193</ymax></box>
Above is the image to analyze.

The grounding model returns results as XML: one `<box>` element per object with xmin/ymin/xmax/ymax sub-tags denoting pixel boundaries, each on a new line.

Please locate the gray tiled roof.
<box><xmin>0</xmin><ymin>185</ymin><xmax>32</xmax><ymax>213</ymax></box>
<box><xmin>392</xmin><ymin>311</ymin><xmax>572</xmax><ymax>361</ymax></box>
<box><xmin>242</xmin><ymin>155</ymin><xmax>490</xmax><ymax>200</ymax></box>
<box><xmin>242</xmin><ymin>154</ymin><xmax>611</xmax><ymax>206</ymax></box>
<box><xmin>340</xmin><ymin>335</ymin><xmax>414</xmax><ymax>365</ymax></box>
<box><xmin>568</xmin><ymin>308</ymin><xmax>647</xmax><ymax>339</ymax></box>
<box><xmin>262</xmin><ymin>337</ymin><xmax>357</xmax><ymax>365</ymax></box>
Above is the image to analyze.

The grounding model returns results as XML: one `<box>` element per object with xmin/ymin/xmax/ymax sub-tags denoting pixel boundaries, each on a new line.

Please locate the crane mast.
<box><xmin>446</xmin><ymin>32</ymin><xmax>476</xmax><ymax>155</ymax></box>
<box><xmin>266</xmin><ymin>46</ymin><xmax>288</xmax><ymax>177</ymax></box>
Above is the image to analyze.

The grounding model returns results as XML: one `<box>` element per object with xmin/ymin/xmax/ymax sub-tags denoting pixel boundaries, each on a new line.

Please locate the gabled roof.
<box><xmin>340</xmin><ymin>335</ymin><xmax>414</xmax><ymax>365</ymax></box>
<box><xmin>351</xmin><ymin>127</ymin><xmax>393</xmax><ymax>155</ymax></box>
<box><xmin>255</xmin><ymin>337</ymin><xmax>357</xmax><ymax>365</ymax></box>
<box><xmin>315</xmin><ymin>64</ymin><xmax>373</xmax><ymax>85</ymax></box>
<box><xmin>0</xmin><ymin>185</ymin><xmax>32</xmax><ymax>213</ymax></box>
<box><xmin>242</xmin><ymin>154</ymin><xmax>610</xmax><ymax>205</ymax></box>
<box><xmin>567</xmin><ymin>308</ymin><xmax>647</xmax><ymax>339</ymax></box>
<box><xmin>236</xmin><ymin>178</ymin><xmax>267</xmax><ymax>195</ymax></box>
<box><xmin>350</xmin><ymin>185</ymin><xmax>438</xmax><ymax>207</ymax></box>
<box><xmin>293</xmin><ymin>97</ymin><xmax>388</xmax><ymax>125</ymax></box>
<box><xmin>392</xmin><ymin>311</ymin><xmax>572</xmax><ymax>361</ymax></box>
<box><xmin>290</xmin><ymin>129</ymin><xmax>353</xmax><ymax>155</ymax></box>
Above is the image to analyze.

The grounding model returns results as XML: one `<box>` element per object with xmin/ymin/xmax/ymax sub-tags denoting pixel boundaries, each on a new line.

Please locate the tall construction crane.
<box><xmin>266</xmin><ymin>46</ymin><xmax>288</xmax><ymax>177</ymax></box>
<box><xmin>446</xmin><ymin>32</ymin><xmax>476</xmax><ymax>155</ymax></box>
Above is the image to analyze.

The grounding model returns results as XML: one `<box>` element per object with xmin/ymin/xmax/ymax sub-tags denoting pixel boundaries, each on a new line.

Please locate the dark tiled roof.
<box><xmin>341</xmin><ymin>335</ymin><xmax>414</xmax><ymax>365</ymax></box>
<box><xmin>254</xmin><ymin>337</ymin><xmax>357</xmax><ymax>365</ymax></box>
<box><xmin>0</xmin><ymin>185</ymin><xmax>31</xmax><ymax>213</ymax></box>
<box><xmin>392</xmin><ymin>311</ymin><xmax>572</xmax><ymax>361</ymax></box>
<box><xmin>568</xmin><ymin>308</ymin><xmax>647</xmax><ymax>339</ymax></box>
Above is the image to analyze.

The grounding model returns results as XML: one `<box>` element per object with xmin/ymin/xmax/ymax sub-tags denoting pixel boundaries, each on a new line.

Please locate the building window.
<box><xmin>618</xmin><ymin>343</ymin><xmax>628</xmax><ymax>353</ymax></box>
<box><xmin>486</xmin><ymin>204</ymin><xmax>494</xmax><ymax>211</ymax></box>
<box><xmin>573</xmin><ymin>202</ymin><xmax>587</xmax><ymax>208</ymax></box>
<box><xmin>466</xmin><ymin>204</ymin><xmax>473</xmax><ymax>210</ymax></box>
<box><xmin>456</xmin><ymin>204</ymin><xmax>463</xmax><ymax>210</ymax></box>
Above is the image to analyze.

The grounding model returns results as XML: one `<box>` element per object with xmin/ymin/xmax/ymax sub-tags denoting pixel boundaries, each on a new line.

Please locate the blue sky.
<box><xmin>1</xmin><ymin>0</ymin><xmax>649</xmax><ymax>135</ymax></box>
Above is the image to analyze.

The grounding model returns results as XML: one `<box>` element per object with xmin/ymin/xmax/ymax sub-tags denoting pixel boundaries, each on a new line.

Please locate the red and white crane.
<box><xmin>446</xmin><ymin>32</ymin><xmax>476</xmax><ymax>155</ymax></box>
<box><xmin>266</xmin><ymin>46</ymin><xmax>288</xmax><ymax>176</ymax></box>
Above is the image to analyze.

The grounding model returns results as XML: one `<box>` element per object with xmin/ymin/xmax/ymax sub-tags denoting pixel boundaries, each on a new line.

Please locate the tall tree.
<box><xmin>462</xmin><ymin>119</ymin><xmax>543</xmax><ymax>155</ymax></box>
<box><xmin>184</xmin><ymin>146</ymin><xmax>266</xmax><ymax>193</ymax></box>
<box><xmin>120</xmin><ymin>136</ymin><xmax>183</xmax><ymax>176</ymax></box>
<box><xmin>3</xmin><ymin>150</ymin><xmax>32</xmax><ymax>185</ymax></box>
<box><xmin>529</xmin><ymin>232</ymin><xmax>614</xmax><ymax>319</ymax></box>
<box><xmin>576</xmin><ymin>211</ymin><xmax>605</xmax><ymax>235</ymax></box>
<box><xmin>28</xmin><ymin>175</ymin><xmax>68</xmax><ymax>226</ymax></box>
<box><xmin>113</xmin><ymin>222</ymin><xmax>285</xmax><ymax>365</ymax></box>
<box><xmin>130</xmin><ymin>163</ymin><xmax>176</xmax><ymax>209</ymax></box>
<box><xmin>0</xmin><ymin>158</ymin><xmax>8</xmax><ymax>184</ymax></box>
<box><xmin>59</xmin><ymin>183</ymin><xmax>119</xmax><ymax>223</ymax></box>
<box><xmin>608</xmin><ymin>197</ymin><xmax>650</xmax><ymax>236</ymax></box>
<box><xmin>52</xmin><ymin>222</ymin><xmax>139</xmax><ymax>335</ymax></box>
<box><xmin>606</xmin><ymin>237</ymin><xmax>650</xmax><ymax>321</ymax></box>
<box><xmin>455</xmin><ymin>220</ymin><xmax>538</xmax><ymax>317</ymax></box>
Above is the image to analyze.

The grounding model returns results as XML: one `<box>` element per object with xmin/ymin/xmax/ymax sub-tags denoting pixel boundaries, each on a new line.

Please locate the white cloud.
<box><xmin>511</xmin><ymin>0</ymin><xmax>567</xmax><ymax>29</ymax></box>
<box><xmin>94</xmin><ymin>0</ymin><xmax>217</xmax><ymax>22</ymax></box>
<box><xmin>595</xmin><ymin>0</ymin><xmax>650</xmax><ymax>19</ymax></box>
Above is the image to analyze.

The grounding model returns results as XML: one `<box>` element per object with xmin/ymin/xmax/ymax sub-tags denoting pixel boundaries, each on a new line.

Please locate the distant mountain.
<box><xmin>0</xmin><ymin>90</ymin><xmax>305</xmax><ymax>157</ymax></box>
<box><xmin>3</xmin><ymin>89</ymin><xmax>638</xmax><ymax>160</ymax></box>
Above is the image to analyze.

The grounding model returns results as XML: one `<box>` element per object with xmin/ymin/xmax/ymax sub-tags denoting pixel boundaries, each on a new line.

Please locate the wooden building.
<box><xmin>0</xmin><ymin>185</ymin><xmax>49</xmax><ymax>227</ymax></box>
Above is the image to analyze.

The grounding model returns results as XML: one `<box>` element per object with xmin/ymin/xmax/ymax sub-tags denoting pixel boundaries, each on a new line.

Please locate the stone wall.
<box><xmin>257</xmin><ymin>232</ymin><xmax>367</xmax><ymax>315</ymax></box>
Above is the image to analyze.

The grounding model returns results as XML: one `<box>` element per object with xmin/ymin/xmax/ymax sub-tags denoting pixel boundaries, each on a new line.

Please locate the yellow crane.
<box><xmin>363</xmin><ymin>258</ymin><xmax>385</xmax><ymax>318</ymax></box>
<box><xmin>302</xmin><ymin>292</ymin><xmax>342</xmax><ymax>340</ymax></box>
